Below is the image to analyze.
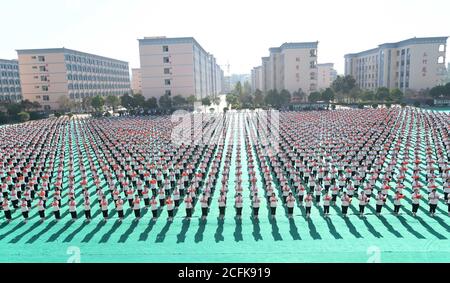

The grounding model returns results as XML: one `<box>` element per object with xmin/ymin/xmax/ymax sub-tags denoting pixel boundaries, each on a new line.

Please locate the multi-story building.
<box><xmin>446</xmin><ymin>63</ymin><xmax>450</xmax><ymax>83</ymax></box>
<box><xmin>259</xmin><ymin>42</ymin><xmax>319</xmax><ymax>95</ymax></box>
<box><xmin>345</xmin><ymin>36</ymin><xmax>448</xmax><ymax>92</ymax></box>
<box><xmin>0</xmin><ymin>59</ymin><xmax>21</xmax><ymax>102</ymax></box>
<box><xmin>317</xmin><ymin>63</ymin><xmax>337</xmax><ymax>90</ymax></box>
<box><xmin>131</xmin><ymin>68</ymin><xmax>142</xmax><ymax>94</ymax></box>
<box><xmin>222</xmin><ymin>76</ymin><xmax>232</xmax><ymax>94</ymax></box>
<box><xmin>251</xmin><ymin>66</ymin><xmax>263</xmax><ymax>92</ymax></box>
<box><xmin>16</xmin><ymin>48</ymin><xmax>130</xmax><ymax>110</ymax></box>
<box><xmin>261</xmin><ymin>57</ymin><xmax>270</xmax><ymax>92</ymax></box>
<box><xmin>138</xmin><ymin>36</ymin><xmax>223</xmax><ymax>100</ymax></box>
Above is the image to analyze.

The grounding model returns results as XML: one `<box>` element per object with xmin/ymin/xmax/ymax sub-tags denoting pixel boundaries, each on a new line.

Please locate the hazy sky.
<box><xmin>1</xmin><ymin>0</ymin><xmax>449</xmax><ymax>75</ymax></box>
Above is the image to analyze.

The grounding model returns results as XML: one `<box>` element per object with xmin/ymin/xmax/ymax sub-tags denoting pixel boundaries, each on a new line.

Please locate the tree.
<box><xmin>172</xmin><ymin>95</ymin><xmax>187</xmax><ymax>107</ymax></box>
<box><xmin>121</xmin><ymin>94</ymin><xmax>136</xmax><ymax>110</ymax></box>
<box><xmin>6</xmin><ymin>103</ymin><xmax>23</xmax><ymax>117</ymax></box>
<box><xmin>264</xmin><ymin>90</ymin><xmax>280</xmax><ymax>107</ymax></box>
<box><xmin>429</xmin><ymin>85</ymin><xmax>446</xmax><ymax>99</ymax></box>
<box><xmin>233</xmin><ymin>81</ymin><xmax>243</xmax><ymax>97</ymax></box>
<box><xmin>58</xmin><ymin>96</ymin><xmax>73</xmax><ymax>112</ymax></box>
<box><xmin>201</xmin><ymin>97</ymin><xmax>211</xmax><ymax>106</ymax></box>
<box><xmin>0</xmin><ymin>112</ymin><xmax>8</xmax><ymax>124</ymax></box>
<box><xmin>292</xmin><ymin>88</ymin><xmax>306</xmax><ymax>102</ymax></box>
<box><xmin>145</xmin><ymin>97</ymin><xmax>158</xmax><ymax>109</ymax></box>
<box><xmin>253</xmin><ymin>89</ymin><xmax>265</xmax><ymax>107</ymax></box>
<box><xmin>332</xmin><ymin>75</ymin><xmax>356</xmax><ymax>101</ymax></box>
<box><xmin>106</xmin><ymin>95</ymin><xmax>120</xmax><ymax>111</ymax></box>
<box><xmin>212</xmin><ymin>96</ymin><xmax>221</xmax><ymax>106</ymax></box>
<box><xmin>91</xmin><ymin>95</ymin><xmax>105</xmax><ymax>112</ymax></box>
<box><xmin>349</xmin><ymin>87</ymin><xmax>362</xmax><ymax>103</ymax></box>
<box><xmin>361</xmin><ymin>90</ymin><xmax>375</xmax><ymax>101</ymax></box>
<box><xmin>279</xmin><ymin>89</ymin><xmax>291</xmax><ymax>105</ymax></box>
<box><xmin>133</xmin><ymin>94</ymin><xmax>146</xmax><ymax>109</ymax></box>
<box><xmin>242</xmin><ymin>81</ymin><xmax>252</xmax><ymax>95</ymax></box>
<box><xmin>226</xmin><ymin>93</ymin><xmax>238</xmax><ymax>107</ymax></box>
<box><xmin>239</xmin><ymin>93</ymin><xmax>253</xmax><ymax>108</ymax></box>
<box><xmin>186</xmin><ymin>95</ymin><xmax>197</xmax><ymax>105</ymax></box>
<box><xmin>82</xmin><ymin>96</ymin><xmax>93</xmax><ymax>111</ymax></box>
<box><xmin>389</xmin><ymin>88</ymin><xmax>404</xmax><ymax>102</ymax></box>
<box><xmin>445</xmin><ymin>82</ymin><xmax>450</xmax><ymax>97</ymax></box>
<box><xmin>159</xmin><ymin>94</ymin><xmax>172</xmax><ymax>109</ymax></box>
<box><xmin>308</xmin><ymin>91</ymin><xmax>322</xmax><ymax>102</ymax></box>
<box><xmin>375</xmin><ymin>87</ymin><xmax>390</xmax><ymax>101</ymax></box>
<box><xmin>17</xmin><ymin>111</ymin><xmax>30</xmax><ymax>122</ymax></box>
<box><xmin>21</xmin><ymin>99</ymin><xmax>35</xmax><ymax>112</ymax></box>
<box><xmin>321</xmin><ymin>88</ymin><xmax>335</xmax><ymax>102</ymax></box>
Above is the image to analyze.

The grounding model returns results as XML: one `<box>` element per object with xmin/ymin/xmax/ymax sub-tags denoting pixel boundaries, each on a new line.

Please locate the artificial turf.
<box><xmin>0</xmin><ymin>109</ymin><xmax>449</xmax><ymax>263</ymax></box>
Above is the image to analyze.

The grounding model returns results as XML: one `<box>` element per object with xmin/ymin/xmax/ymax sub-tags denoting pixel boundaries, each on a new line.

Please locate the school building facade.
<box><xmin>0</xmin><ymin>59</ymin><xmax>21</xmax><ymax>102</ymax></box>
<box><xmin>16</xmin><ymin>48</ymin><xmax>130</xmax><ymax>110</ymax></box>
<box><xmin>138</xmin><ymin>36</ymin><xmax>224</xmax><ymax>100</ymax></box>
<box><xmin>344</xmin><ymin>36</ymin><xmax>448</xmax><ymax>92</ymax></box>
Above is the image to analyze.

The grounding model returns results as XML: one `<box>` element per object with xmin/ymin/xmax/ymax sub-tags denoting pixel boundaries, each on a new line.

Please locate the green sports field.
<box><xmin>0</xmin><ymin>109</ymin><xmax>449</xmax><ymax>263</ymax></box>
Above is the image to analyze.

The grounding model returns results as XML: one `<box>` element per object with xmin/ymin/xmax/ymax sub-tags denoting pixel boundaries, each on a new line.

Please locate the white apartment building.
<box><xmin>0</xmin><ymin>59</ymin><xmax>21</xmax><ymax>102</ymax></box>
<box><xmin>131</xmin><ymin>68</ymin><xmax>142</xmax><ymax>94</ymax></box>
<box><xmin>317</xmin><ymin>63</ymin><xmax>337</xmax><ymax>90</ymax></box>
<box><xmin>345</xmin><ymin>36</ymin><xmax>448</xmax><ymax>92</ymax></box>
<box><xmin>259</xmin><ymin>42</ymin><xmax>319</xmax><ymax>95</ymax></box>
<box><xmin>17</xmin><ymin>48</ymin><xmax>130</xmax><ymax>110</ymax></box>
<box><xmin>251</xmin><ymin>66</ymin><xmax>263</xmax><ymax>92</ymax></box>
<box><xmin>138</xmin><ymin>36</ymin><xmax>224</xmax><ymax>100</ymax></box>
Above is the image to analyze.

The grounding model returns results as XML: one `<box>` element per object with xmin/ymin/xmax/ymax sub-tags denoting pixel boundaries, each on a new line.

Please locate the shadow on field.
<box><xmin>138</xmin><ymin>220</ymin><xmax>155</xmax><ymax>242</ymax></box>
<box><xmin>288</xmin><ymin>218</ymin><xmax>301</xmax><ymax>240</ymax></box>
<box><xmin>214</xmin><ymin>218</ymin><xmax>224</xmax><ymax>242</ymax></box>
<box><xmin>195</xmin><ymin>218</ymin><xmax>207</xmax><ymax>243</ymax></box>
<box><xmin>26</xmin><ymin>221</ymin><xmax>57</xmax><ymax>243</ymax></box>
<box><xmin>47</xmin><ymin>220</ymin><xmax>75</xmax><ymax>242</ymax></box>
<box><xmin>118</xmin><ymin>220</ymin><xmax>139</xmax><ymax>243</ymax></box>
<box><xmin>156</xmin><ymin>221</ymin><xmax>173</xmax><ymax>243</ymax></box>
<box><xmin>176</xmin><ymin>219</ymin><xmax>191</xmax><ymax>243</ymax></box>
<box><xmin>100</xmin><ymin>220</ymin><xmax>123</xmax><ymax>243</ymax></box>
<box><xmin>9</xmin><ymin>221</ymin><xmax>41</xmax><ymax>243</ymax></box>
<box><xmin>82</xmin><ymin>221</ymin><xmax>106</xmax><ymax>242</ymax></box>
<box><xmin>251</xmin><ymin>217</ymin><xmax>263</xmax><ymax>241</ymax></box>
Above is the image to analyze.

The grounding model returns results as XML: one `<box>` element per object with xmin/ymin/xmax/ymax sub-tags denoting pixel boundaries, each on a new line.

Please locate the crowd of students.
<box><xmin>0</xmin><ymin>107</ymin><xmax>449</xmax><ymax>226</ymax></box>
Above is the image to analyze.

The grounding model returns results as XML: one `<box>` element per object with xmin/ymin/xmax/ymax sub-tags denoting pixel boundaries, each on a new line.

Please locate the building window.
<box><xmin>39</xmin><ymin>66</ymin><xmax>47</xmax><ymax>72</ymax></box>
<box><xmin>438</xmin><ymin>56</ymin><xmax>444</xmax><ymax>64</ymax></box>
<box><xmin>40</xmin><ymin>75</ymin><xmax>47</xmax><ymax>81</ymax></box>
<box><xmin>44</xmin><ymin>105</ymin><xmax>51</xmax><ymax>110</ymax></box>
<box><xmin>439</xmin><ymin>44</ymin><xmax>445</xmax><ymax>52</ymax></box>
<box><xmin>32</xmin><ymin>66</ymin><xmax>37</xmax><ymax>69</ymax></box>
<box><xmin>42</xmin><ymin>86</ymin><xmax>49</xmax><ymax>91</ymax></box>
<box><xmin>42</xmin><ymin>95</ymin><xmax>49</xmax><ymax>101</ymax></box>
<box><xmin>164</xmin><ymin>79</ymin><xmax>171</xmax><ymax>85</ymax></box>
<box><xmin>296</xmin><ymin>65</ymin><xmax>299</xmax><ymax>70</ymax></box>
<box><xmin>165</xmin><ymin>90</ymin><xmax>171</xmax><ymax>96</ymax></box>
<box><xmin>38</xmin><ymin>56</ymin><xmax>45</xmax><ymax>62</ymax></box>
<box><xmin>31</xmin><ymin>56</ymin><xmax>36</xmax><ymax>59</ymax></box>
<box><xmin>164</xmin><ymin>68</ymin><xmax>171</xmax><ymax>74</ymax></box>
<box><xmin>295</xmin><ymin>57</ymin><xmax>300</xmax><ymax>62</ymax></box>
<box><xmin>163</xmin><ymin>45</ymin><xmax>169</xmax><ymax>52</ymax></box>
<box><xmin>163</xmin><ymin>57</ymin><xmax>170</xmax><ymax>63</ymax></box>
<box><xmin>423</xmin><ymin>59</ymin><xmax>427</xmax><ymax>64</ymax></box>
<box><xmin>310</xmin><ymin>49</ymin><xmax>317</xmax><ymax>57</ymax></box>
<box><xmin>310</xmin><ymin>61</ymin><xmax>316</xmax><ymax>69</ymax></box>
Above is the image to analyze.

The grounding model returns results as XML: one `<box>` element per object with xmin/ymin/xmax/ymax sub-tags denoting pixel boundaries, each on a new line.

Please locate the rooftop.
<box><xmin>16</xmin><ymin>48</ymin><xmax>129</xmax><ymax>64</ymax></box>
